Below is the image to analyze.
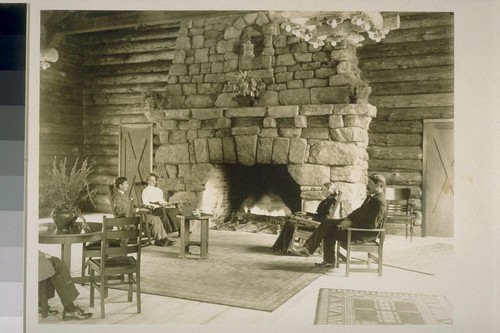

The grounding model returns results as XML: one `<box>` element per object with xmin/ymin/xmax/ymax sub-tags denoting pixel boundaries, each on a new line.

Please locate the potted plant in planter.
<box><xmin>227</xmin><ymin>70</ymin><xmax>264</xmax><ymax>107</ymax></box>
<box><xmin>41</xmin><ymin>157</ymin><xmax>98</xmax><ymax>231</ymax></box>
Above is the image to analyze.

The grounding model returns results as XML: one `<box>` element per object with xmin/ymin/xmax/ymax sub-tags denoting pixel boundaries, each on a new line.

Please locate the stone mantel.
<box><xmin>144</xmin><ymin>103</ymin><xmax>376</xmax><ymax>219</ymax></box>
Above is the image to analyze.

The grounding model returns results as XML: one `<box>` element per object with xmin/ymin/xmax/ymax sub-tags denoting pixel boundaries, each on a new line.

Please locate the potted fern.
<box><xmin>41</xmin><ymin>157</ymin><xmax>98</xmax><ymax>231</ymax></box>
<box><xmin>227</xmin><ymin>70</ymin><xmax>264</xmax><ymax>107</ymax></box>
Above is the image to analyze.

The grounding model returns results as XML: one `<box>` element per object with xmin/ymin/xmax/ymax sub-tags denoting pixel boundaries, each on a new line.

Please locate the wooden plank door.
<box><xmin>423</xmin><ymin>120</ymin><xmax>454</xmax><ymax>237</ymax></box>
<box><xmin>119</xmin><ymin>123</ymin><xmax>153</xmax><ymax>198</ymax></box>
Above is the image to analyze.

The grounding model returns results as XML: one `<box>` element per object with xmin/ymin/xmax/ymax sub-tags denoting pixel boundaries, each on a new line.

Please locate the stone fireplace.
<box><xmin>145</xmin><ymin>103</ymin><xmax>376</xmax><ymax>224</ymax></box>
<box><xmin>140</xmin><ymin>11</ymin><xmax>382</xmax><ymax>224</ymax></box>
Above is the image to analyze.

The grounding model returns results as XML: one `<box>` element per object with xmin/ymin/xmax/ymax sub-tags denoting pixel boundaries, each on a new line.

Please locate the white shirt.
<box><xmin>142</xmin><ymin>186</ymin><xmax>168</xmax><ymax>208</ymax></box>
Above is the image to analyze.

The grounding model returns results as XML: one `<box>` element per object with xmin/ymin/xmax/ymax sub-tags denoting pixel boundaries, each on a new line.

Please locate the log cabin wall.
<box><xmin>358</xmin><ymin>12</ymin><xmax>454</xmax><ymax>235</ymax></box>
<box><xmin>81</xmin><ymin>22</ymin><xmax>181</xmax><ymax>212</ymax></box>
<box><xmin>39</xmin><ymin>35</ymin><xmax>84</xmax><ymax>216</ymax></box>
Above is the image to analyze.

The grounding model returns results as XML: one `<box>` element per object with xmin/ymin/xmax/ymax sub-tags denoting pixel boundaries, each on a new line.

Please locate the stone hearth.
<box><xmin>145</xmin><ymin>103</ymin><xmax>376</xmax><ymax>223</ymax></box>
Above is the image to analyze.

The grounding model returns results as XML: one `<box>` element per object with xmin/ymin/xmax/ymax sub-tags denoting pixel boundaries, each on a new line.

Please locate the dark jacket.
<box><xmin>348</xmin><ymin>191</ymin><xmax>387</xmax><ymax>242</ymax></box>
<box><xmin>112</xmin><ymin>190</ymin><xmax>130</xmax><ymax>217</ymax></box>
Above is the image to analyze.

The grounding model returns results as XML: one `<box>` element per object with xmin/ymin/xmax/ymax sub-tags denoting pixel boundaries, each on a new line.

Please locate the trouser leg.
<box><xmin>147</xmin><ymin>215</ymin><xmax>168</xmax><ymax>240</ymax></box>
<box><xmin>323</xmin><ymin>228</ymin><xmax>348</xmax><ymax>264</ymax></box>
<box><xmin>303</xmin><ymin>219</ymin><xmax>341</xmax><ymax>255</ymax></box>
<box><xmin>164</xmin><ymin>208</ymin><xmax>181</xmax><ymax>232</ymax></box>
<box><xmin>47</xmin><ymin>257</ymin><xmax>79</xmax><ymax>308</ymax></box>
<box><xmin>272</xmin><ymin>221</ymin><xmax>294</xmax><ymax>252</ymax></box>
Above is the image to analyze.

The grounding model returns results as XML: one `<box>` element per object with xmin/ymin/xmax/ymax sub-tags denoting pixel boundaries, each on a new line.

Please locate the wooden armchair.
<box><xmin>385</xmin><ymin>187</ymin><xmax>414</xmax><ymax>241</ymax></box>
<box><xmin>335</xmin><ymin>213</ymin><xmax>387</xmax><ymax>277</ymax></box>
<box><xmin>89</xmin><ymin>216</ymin><xmax>142</xmax><ymax>318</ymax></box>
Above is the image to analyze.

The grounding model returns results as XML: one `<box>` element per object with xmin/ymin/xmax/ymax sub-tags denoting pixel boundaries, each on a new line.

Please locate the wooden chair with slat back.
<box><xmin>385</xmin><ymin>187</ymin><xmax>414</xmax><ymax>241</ymax></box>
<box><xmin>113</xmin><ymin>183</ymin><xmax>152</xmax><ymax>245</ymax></box>
<box><xmin>80</xmin><ymin>184</ymin><xmax>124</xmax><ymax>284</ymax></box>
<box><xmin>80</xmin><ymin>184</ymin><xmax>149</xmax><ymax>284</ymax></box>
<box><xmin>335</xmin><ymin>207</ymin><xmax>388</xmax><ymax>277</ymax></box>
<box><xmin>290</xmin><ymin>191</ymin><xmax>343</xmax><ymax>255</ymax></box>
<box><xmin>89</xmin><ymin>216</ymin><xmax>142</xmax><ymax>318</ymax></box>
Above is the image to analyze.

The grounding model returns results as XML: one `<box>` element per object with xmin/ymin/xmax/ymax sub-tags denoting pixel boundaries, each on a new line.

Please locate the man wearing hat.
<box><xmin>289</xmin><ymin>174</ymin><xmax>387</xmax><ymax>267</ymax></box>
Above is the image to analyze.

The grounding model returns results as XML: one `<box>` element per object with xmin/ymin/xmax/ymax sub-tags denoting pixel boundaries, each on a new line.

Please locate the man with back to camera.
<box><xmin>289</xmin><ymin>174</ymin><xmax>387</xmax><ymax>268</ymax></box>
<box><xmin>113</xmin><ymin>176</ymin><xmax>175</xmax><ymax>246</ymax></box>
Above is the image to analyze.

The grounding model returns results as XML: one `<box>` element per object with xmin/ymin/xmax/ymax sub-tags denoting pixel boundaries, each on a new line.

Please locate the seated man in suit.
<box><xmin>271</xmin><ymin>182</ymin><xmax>341</xmax><ymax>254</ymax></box>
<box><xmin>289</xmin><ymin>174</ymin><xmax>387</xmax><ymax>268</ymax></box>
<box><xmin>141</xmin><ymin>173</ymin><xmax>181</xmax><ymax>236</ymax></box>
<box><xmin>113</xmin><ymin>176</ymin><xmax>175</xmax><ymax>247</ymax></box>
<box><xmin>39</xmin><ymin>251</ymin><xmax>92</xmax><ymax>320</ymax></box>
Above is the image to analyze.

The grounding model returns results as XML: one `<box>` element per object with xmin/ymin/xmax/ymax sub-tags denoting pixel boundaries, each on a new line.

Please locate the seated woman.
<box><xmin>271</xmin><ymin>182</ymin><xmax>341</xmax><ymax>254</ymax></box>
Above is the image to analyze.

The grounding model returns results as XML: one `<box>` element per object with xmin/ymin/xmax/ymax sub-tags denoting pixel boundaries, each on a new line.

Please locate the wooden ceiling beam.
<box><xmin>56</xmin><ymin>10</ymin><xmax>251</xmax><ymax>35</ymax></box>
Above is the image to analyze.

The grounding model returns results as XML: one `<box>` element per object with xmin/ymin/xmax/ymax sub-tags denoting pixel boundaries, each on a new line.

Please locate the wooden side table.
<box><xmin>176</xmin><ymin>213</ymin><xmax>212</xmax><ymax>259</ymax></box>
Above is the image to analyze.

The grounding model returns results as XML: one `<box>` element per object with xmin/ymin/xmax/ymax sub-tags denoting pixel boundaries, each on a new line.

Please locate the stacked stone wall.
<box><xmin>165</xmin><ymin>12</ymin><xmax>369</xmax><ymax>110</ymax></box>
<box><xmin>146</xmin><ymin>103</ymin><xmax>376</xmax><ymax>220</ymax></box>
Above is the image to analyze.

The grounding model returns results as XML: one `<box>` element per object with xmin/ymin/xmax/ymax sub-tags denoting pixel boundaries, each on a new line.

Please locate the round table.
<box><xmin>39</xmin><ymin>222</ymin><xmax>102</xmax><ymax>283</ymax></box>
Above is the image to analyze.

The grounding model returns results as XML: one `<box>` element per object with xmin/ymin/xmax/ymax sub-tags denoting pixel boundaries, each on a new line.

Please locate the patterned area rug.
<box><xmin>383</xmin><ymin>243</ymin><xmax>453</xmax><ymax>275</ymax></box>
<box><xmin>118</xmin><ymin>231</ymin><xmax>327</xmax><ymax>312</ymax></box>
<box><xmin>314</xmin><ymin>289</ymin><xmax>453</xmax><ymax>325</ymax></box>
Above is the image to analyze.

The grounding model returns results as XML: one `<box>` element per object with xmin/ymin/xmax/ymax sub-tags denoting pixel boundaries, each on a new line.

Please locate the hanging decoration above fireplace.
<box><xmin>276</xmin><ymin>11</ymin><xmax>400</xmax><ymax>48</ymax></box>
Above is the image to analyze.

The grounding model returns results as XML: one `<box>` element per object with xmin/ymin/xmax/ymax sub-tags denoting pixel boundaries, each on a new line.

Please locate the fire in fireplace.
<box><xmin>225</xmin><ymin>164</ymin><xmax>300</xmax><ymax>217</ymax></box>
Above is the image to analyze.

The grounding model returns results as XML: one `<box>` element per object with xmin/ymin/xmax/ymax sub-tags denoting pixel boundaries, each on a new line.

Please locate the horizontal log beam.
<box><xmin>84</xmin><ymin>82</ymin><xmax>169</xmax><ymax>95</ymax></box>
<box><xmin>40</xmin><ymin>103</ymin><xmax>82</xmax><ymax>117</ymax></box>
<box><xmin>83</xmin><ymin>114</ymin><xmax>149</xmax><ymax>125</ymax></box>
<box><xmin>369</xmin><ymin>133</ymin><xmax>422</xmax><ymax>146</ymax></box>
<box><xmin>84</xmin><ymin>135</ymin><xmax>119</xmax><ymax>146</ymax></box>
<box><xmin>39</xmin><ymin>143</ymin><xmax>83</xmax><ymax>156</ymax></box>
<box><xmin>83</xmin><ymin>93</ymin><xmax>144</xmax><ymax>106</ymax></box>
<box><xmin>364</xmin><ymin>25</ymin><xmax>453</xmax><ymax>45</ymax></box>
<box><xmin>358</xmin><ymin>39</ymin><xmax>453</xmax><ymax>59</ymax></box>
<box><xmin>84</xmin><ymin>145</ymin><xmax>118</xmax><ymax>156</ymax></box>
<box><xmin>369</xmin><ymin>171</ymin><xmax>422</xmax><ymax>186</ymax></box>
<box><xmin>84</xmin><ymin>72</ymin><xmax>170</xmax><ymax>86</ymax></box>
<box><xmin>398</xmin><ymin>12</ymin><xmax>454</xmax><ymax>30</ymax></box>
<box><xmin>87</xmin><ymin>155</ymin><xmax>119</xmax><ymax>166</ymax></box>
<box><xmin>361</xmin><ymin>54</ymin><xmax>453</xmax><ymax>71</ymax></box>
<box><xmin>59</xmin><ymin>11</ymin><xmax>247</xmax><ymax>35</ymax></box>
<box><xmin>368</xmin><ymin>159</ymin><xmax>422</xmax><ymax>171</ymax></box>
<box><xmin>370</xmin><ymin>80</ymin><xmax>453</xmax><ymax>96</ymax></box>
<box><xmin>84</xmin><ymin>105</ymin><xmax>144</xmax><ymax>116</ymax></box>
<box><xmin>376</xmin><ymin>107</ymin><xmax>454</xmax><ymax>121</ymax></box>
<box><xmin>83</xmin><ymin>25</ymin><xmax>180</xmax><ymax>46</ymax></box>
<box><xmin>83</xmin><ymin>50</ymin><xmax>175</xmax><ymax>66</ymax></box>
<box><xmin>85</xmin><ymin>61</ymin><xmax>171</xmax><ymax>77</ymax></box>
<box><xmin>85</xmin><ymin>125</ymin><xmax>120</xmax><ymax>137</ymax></box>
<box><xmin>84</xmin><ymin>39</ymin><xmax>176</xmax><ymax>56</ymax></box>
<box><xmin>369</xmin><ymin>120</ymin><xmax>423</xmax><ymax>134</ymax></box>
<box><xmin>370</xmin><ymin>93</ymin><xmax>454</xmax><ymax>108</ymax></box>
<box><xmin>368</xmin><ymin>146</ymin><xmax>423</xmax><ymax>160</ymax></box>
<box><xmin>363</xmin><ymin>66</ymin><xmax>454</xmax><ymax>82</ymax></box>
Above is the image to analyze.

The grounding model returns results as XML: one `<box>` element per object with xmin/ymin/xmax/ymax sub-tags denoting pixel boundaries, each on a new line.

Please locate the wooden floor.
<box><xmin>37</xmin><ymin>215</ymin><xmax>455</xmax><ymax>327</ymax></box>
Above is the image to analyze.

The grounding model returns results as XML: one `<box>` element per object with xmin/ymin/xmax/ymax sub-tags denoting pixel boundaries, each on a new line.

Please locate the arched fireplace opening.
<box><xmin>224</xmin><ymin>164</ymin><xmax>301</xmax><ymax>217</ymax></box>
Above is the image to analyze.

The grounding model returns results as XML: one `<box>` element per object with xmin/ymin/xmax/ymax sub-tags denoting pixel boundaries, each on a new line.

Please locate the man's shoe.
<box><xmin>38</xmin><ymin>306</ymin><xmax>59</xmax><ymax>316</ymax></box>
<box><xmin>288</xmin><ymin>246</ymin><xmax>311</xmax><ymax>257</ymax></box>
<box><xmin>314</xmin><ymin>261</ymin><xmax>334</xmax><ymax>268</ymax></box>
<box><xmin>154</xmin><ymin>240</ymin><xmax>164</xmax><ymax>246</ymax></box>
<box><xmin>162</xmin><ymin>239</ymin><xmax>174</xmax><ymax>247</ymax></box>
<box><xmin>62</xmin><ymin>306</ymin><xmax>93</xmax><ymax>321</ymax></box>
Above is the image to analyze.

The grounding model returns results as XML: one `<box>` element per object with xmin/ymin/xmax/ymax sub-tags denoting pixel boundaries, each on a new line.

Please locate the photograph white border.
<box><xmin>24</xmin><ymin>0</ymin><xmax>500</xmax><ymax>332</ymax></box>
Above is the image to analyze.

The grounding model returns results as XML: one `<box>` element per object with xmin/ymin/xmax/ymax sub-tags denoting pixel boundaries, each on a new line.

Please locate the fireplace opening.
<box><xmin>224</xmin><ymin>164</ymin><xmax>301</xmax><ymax>217</ymax></box>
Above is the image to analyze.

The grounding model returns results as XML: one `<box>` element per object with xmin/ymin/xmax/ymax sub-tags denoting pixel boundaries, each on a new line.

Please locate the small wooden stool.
<box><xmin>176</xmin><ymin>213</ymin><xmax>212</xmax><ymax>259</ymax></box>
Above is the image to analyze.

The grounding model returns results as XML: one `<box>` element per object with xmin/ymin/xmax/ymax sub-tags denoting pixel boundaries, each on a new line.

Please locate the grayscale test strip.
<box><xmin>0</xmin><ymin>3</ymin><xmax>26</xmax><ymax>332</ymax></box>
